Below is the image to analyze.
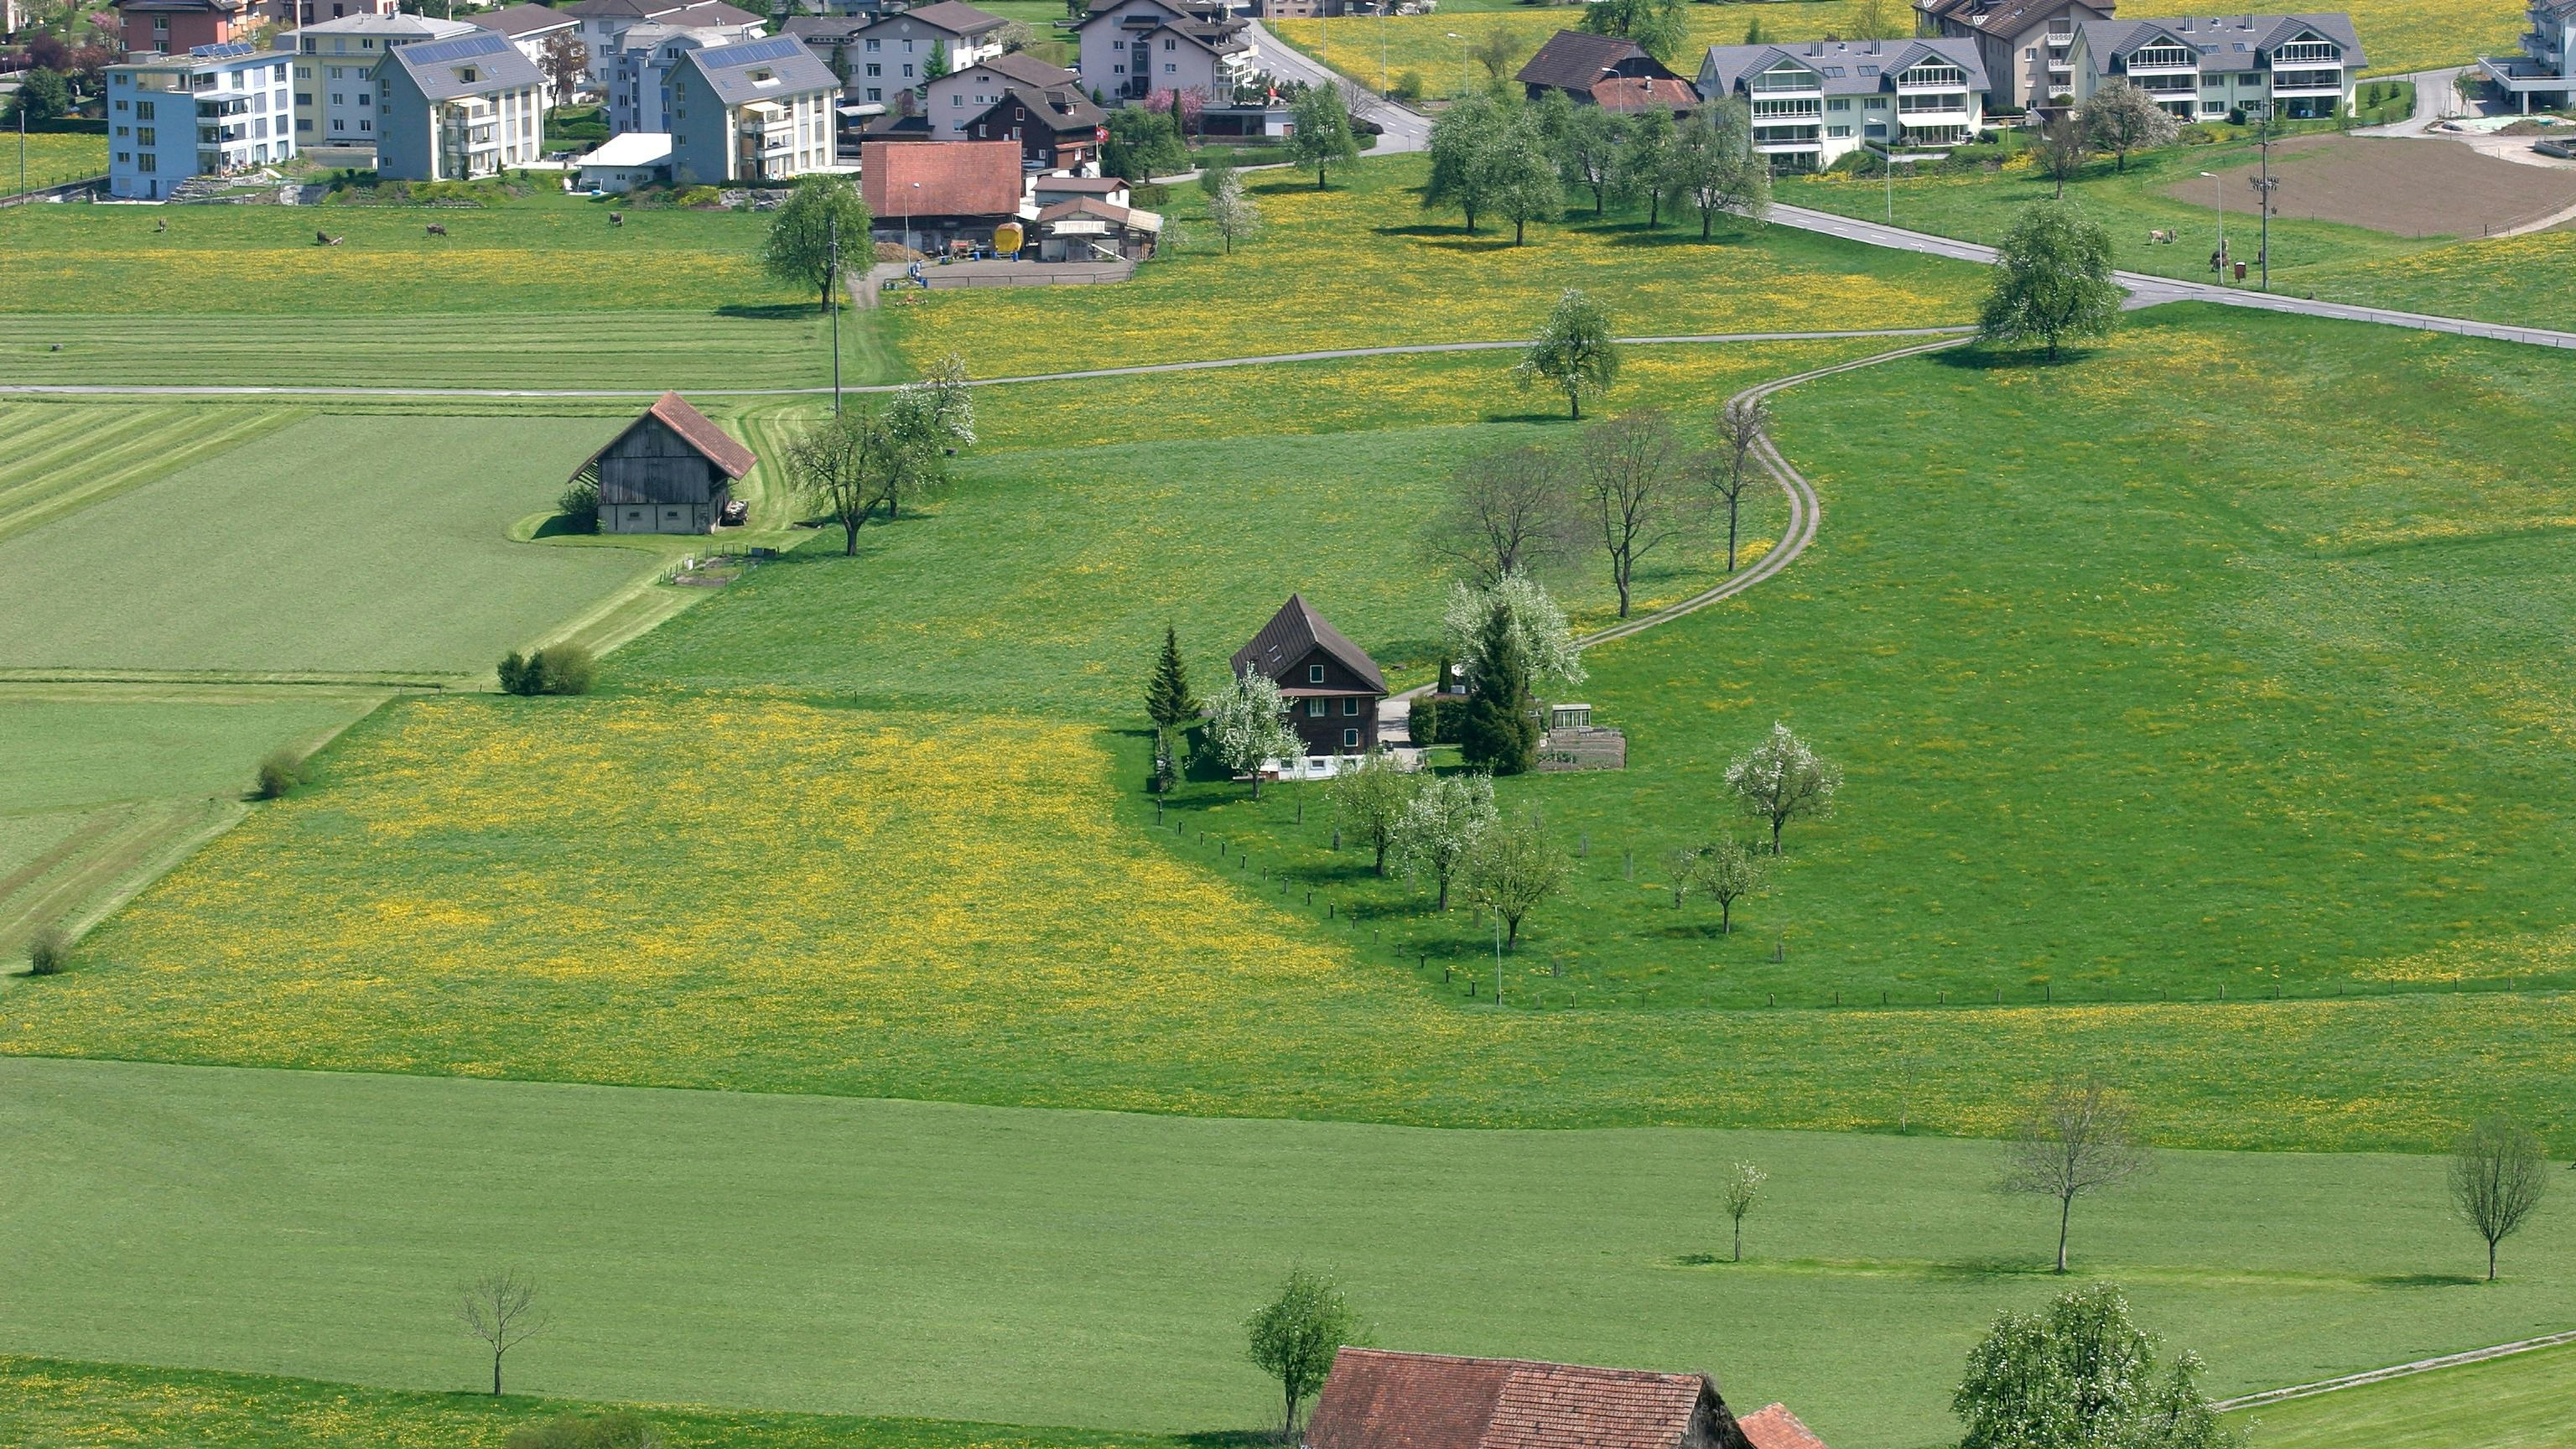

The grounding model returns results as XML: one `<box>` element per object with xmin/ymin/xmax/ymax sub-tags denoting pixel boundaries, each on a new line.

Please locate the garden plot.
<box><xmin>2166</xmin><ymin>133</ymin><xmax>2576</xmax><ymax>238</ymax></box>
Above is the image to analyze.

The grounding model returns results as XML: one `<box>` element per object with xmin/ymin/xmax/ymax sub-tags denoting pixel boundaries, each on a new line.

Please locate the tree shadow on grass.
<box><xmin>1929</xmin><ymin>342</ymin><xmax>2107</xmax><ymax>372</ymax></box>
<box><xmin>714</xmin><ymin>302</ymin><xmax>826</xmax><ymax>322</ymax></box>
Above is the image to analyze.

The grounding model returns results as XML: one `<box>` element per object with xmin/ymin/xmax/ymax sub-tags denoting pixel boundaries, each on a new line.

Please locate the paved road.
<box><xmin>0</xmin><ymin>327</ymin><xmax>1976</xmax><ymax>399</ymax></box>
<box><xmin>1245</xmin><ymin>19</ymin><xmax>1432</xmax><ymax>153</ymax></box>
<box><xmin>1767</xmin><ymin>201</ymin><xmax>2576</xmax><ymax>350</ymax></box>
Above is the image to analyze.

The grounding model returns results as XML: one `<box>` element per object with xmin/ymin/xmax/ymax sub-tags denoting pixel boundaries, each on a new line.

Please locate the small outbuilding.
<box><xmin>1232</xmin><ymin>595</ymin><xmax>1387</xmax><ymax>756</ymax></box>
<box><xmin>576</xmin><ymin>131</ymin><xmax>673</xmax><ymax>193</ymax></box>
<box><xmin>1303</xmin><ymin>1347</ymin><xmax>1827</xmax><ymax>1449</ymax></box>
<box><xmin>578</xmin><ymin>392</ymin><xmax>758</xmax><ymax>535</ymax></box>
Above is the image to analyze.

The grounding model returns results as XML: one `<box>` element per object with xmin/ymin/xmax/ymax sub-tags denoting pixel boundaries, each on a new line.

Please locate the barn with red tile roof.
<box><xmin>1303</xmin><ymin>1348</ymin><xmax>1812</xmax><ymax>1449</ymax></box>
<box><xmin>578</xmin><ymin>392</ymin><xmax>757</xmax><ymax>535</ymax></box>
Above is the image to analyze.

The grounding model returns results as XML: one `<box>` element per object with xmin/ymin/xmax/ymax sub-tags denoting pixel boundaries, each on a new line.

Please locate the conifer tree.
<box><xmin>1457</xmin><ymin>600</ymin><xmax>1540</xmax><ymax>775</ymax></box>
<box><xmin>1145</xmin><ymin>626</ymin><xmax>1198</xmax><ymax>792</ymax></box>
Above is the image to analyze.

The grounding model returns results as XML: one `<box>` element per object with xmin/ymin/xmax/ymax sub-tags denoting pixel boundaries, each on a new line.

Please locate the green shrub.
<box><xmin>504</xmin><ymin>1410</ymin><xmax>658</xmax><ymax>1449</ymax></box>
<box><xmin>26</xmin><ymin>925</ymin><xmax>68</xmax><ymax>977</ymax></box>
<box><xmin>557</xmin><ymin>475</ymin><xmax>600</xmax><ymax>532</ymax></box>
<box><xmin>254</xmin><ymin>750</ymin><xmax>303</xmax><ymax>800</ymax></box>
<box><xmin>1409</xmin><ymin>694</ymin><xmax>1446</xmax><ymax>745</ymax></box>
<box><xmin>2179</xmin><ymin>122</ymin><xmax>2222</xmax><ymax>145</ymax></box>
<box><xmin>1390</xmin><ymin>70</ymin><xmax>1424</xmax><ymax>102</ymax></box>
<box><xmin>501</xmin><ymin>645</ymin><xmax>597</xmax><ymax>696</ymax></box>
<box><xmin>1130</xmin><ymin>182</ymin><xmax>1171</xmax><ymax>207</ymax></box>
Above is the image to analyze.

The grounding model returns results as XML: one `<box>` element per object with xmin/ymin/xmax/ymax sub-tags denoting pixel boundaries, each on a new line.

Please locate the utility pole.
<box><xmin>828</xmin><ymin>206</ymin><xmax>842</xmax><ymax>413</ymax></box>
<box><xmin>2251</xmin><ymin>102</ymin><xmax>2279</xmax><ymax>292</ymax></box>
<box><xmin>18</xmin><ymin>101</ymin><xmax>25</xmax><ymax>201</ymax></box>
<box><xmin>1493</xmin><ymin>907</ymin><xmax>1504</xmax><ymax>1006</ymax></box>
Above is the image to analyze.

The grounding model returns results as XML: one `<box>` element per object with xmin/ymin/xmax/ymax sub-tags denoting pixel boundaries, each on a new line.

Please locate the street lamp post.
<box><xmin>2198</xmin><ymin>169</ymin><xmax>2224</xmax><ymax>281</ymax></box>
<box><xmin>1446</xmin><ymin>31</ymin><xmax>1465</xmax><ymax>99</ymax></box>
<box><xmin>904</xmin><ymin>178</ymin><xmax>920</xmax><ymax>262</ymax></box>
<box><xmin>2250</xmin><ymin>102</ymin><xmax>2278</xmax><ymax>291</ymax></box>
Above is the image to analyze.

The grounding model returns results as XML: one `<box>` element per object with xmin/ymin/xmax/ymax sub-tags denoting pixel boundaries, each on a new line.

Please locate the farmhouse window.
<box><xmin>1308</xmin><ymin>700</ymin><xmax>1327</xmax><ymax>718</ymax></box>
<box><xmin>1343</xmin><ymin>729</ymin><xmax>1361</xmax><ymax>749</ymax></box>
<box><xmin>1343</xmin><ymin>698</ymin><xmax>1361</xmax><ymax>716</ymax></box>
<box><xmin>1307</xmin><ymin>664</ymin><xmax>1325</xmax><ymax>683</ymax></box>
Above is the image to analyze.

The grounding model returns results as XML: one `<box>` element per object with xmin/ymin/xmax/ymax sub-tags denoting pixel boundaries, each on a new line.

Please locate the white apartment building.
<box><xmin>2068</xmin><ymin>13</ymin><xmax>2364</xmax><ymax>122</ymax></box>
<box><xmin>374</xmin><ymin>28</ymin><xmax>546</xmax><ymax>180</ymax></box>
<box><xmin>2479</xmin><ymin>0</ymin><xmax>2576</xmax><ymax>112</ymax></box>
<box><xmin>106</xmin><ymin>42</ymin><xmax>296</xmax><ymax>199</ymax></box>
<box><xmin>1696</xmin><ymin>37</ymin><xmax>1988</xmax><ymax>169</ymax></box>
<box><xmin>285</xmin><ymin>12</ymin><xmax>473</xmax><ymax>148</ymax></box>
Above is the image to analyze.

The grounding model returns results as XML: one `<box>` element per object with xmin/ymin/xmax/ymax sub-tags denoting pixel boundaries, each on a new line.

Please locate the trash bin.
<box><xmin>2234</xmin><ymin>260</ymin><xmax>2248</xmax><ymax>279</ymax></box>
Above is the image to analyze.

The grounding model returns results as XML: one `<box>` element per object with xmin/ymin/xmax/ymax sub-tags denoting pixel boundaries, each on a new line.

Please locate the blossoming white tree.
<box><xmin>1202</xmin><ymin>668</ymin><xmax>1301</xmax><ymax>799</ymax></box>
<box><xmin>1725</xmin><ymin>722</ymin><xmax>1841</xmax><ymax>855</ymax></box>
<box><xmin>1441</xmin><ymin>569</ymin><xmax>1585</xmax><ymax>698</ymax></box>
<box><xmin>1391</xmin><ymin>773</ymin><xmax>1497</xmax><ymax>911</ymax></box>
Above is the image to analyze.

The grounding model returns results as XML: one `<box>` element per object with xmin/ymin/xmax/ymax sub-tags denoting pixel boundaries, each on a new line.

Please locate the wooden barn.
<box><xmin>577</xmin><ymin>392</ymin><xmax>758</xmax><ymax>536</ymax></box>
<box><xmin>1232</xmin><ymin>595</ymin><xmax>1388</xmax><ymax>756</ymax></box>
<box><xmin>1302</xmin><ymin>1348</ymin><xmax>1829</xmax><ymax>1449</ymax></box>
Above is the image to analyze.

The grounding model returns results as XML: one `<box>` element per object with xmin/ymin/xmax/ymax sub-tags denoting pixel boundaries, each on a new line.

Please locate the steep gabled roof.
<box><xmin>580</xmin><ymin>392</ymin><xmax>758</xmax><ymax>480</ymax></box>
<box><xmin>1231</xmin><ymin>595</ymin><xmax>1386</xmax><ymax>693</ymax></box>
<box><xmin>957</xmin><ymin>48</ymin><xmax>1078</xmax><ymax>87</ymax></box>
<box><xmin>1515</xmin><ymin>29</ymin><xmax>1672</xmax><ymax>91</ymax></box>
<box><xmin>1701</xmin><ymin>35</ymin><xmax>1987</xmax><ymax>96</ymax></box>
<box><xmin>2078</xmin><ymin>13</ymin><xmax>2362</xmax><ymax>70</ymax></box>
<box><xmin>973</xmin><ymin>81</ymin><xmax>1104</xmax><ymax>134</ymax></box>
<box><xmin>872</xmin><ymin>0</ymin><xmax>1008</xmax><ymax>36</ymax></box>
<box><xmin>561</xmin><ymin>0</ymin><xmax>686</xmax><ymax>20</ymax></box>
<box><xmin>862</xmin><ymin>138</ymin><xmax>1024</xmax><ymax>216</ymax></box>
<box><xmin>1303</xmin><ymin>1348</ymin><xmax>1744</xmax><ymax>1449</ymax></box>
<box><xmin>1592</xmin><ymin>75</ymin><xmax>1696</xmax><ymax>112</ymax></box>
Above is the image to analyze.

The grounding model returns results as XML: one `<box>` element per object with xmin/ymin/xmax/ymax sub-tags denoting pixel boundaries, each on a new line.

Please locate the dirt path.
<box><xmin>2214</xmin><ymin>1328</ymin><xmax>2576</xmax><ymax>1411</ymax></box>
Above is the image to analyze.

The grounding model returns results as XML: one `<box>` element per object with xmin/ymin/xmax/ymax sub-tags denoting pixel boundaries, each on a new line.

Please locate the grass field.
<box><xmin>0</xmin><ymin>195</ymin><xmax>893</xmax><ymax>389</ymax></box>
<box><xmin>1274</xmin><ymin>0</ymin><xmax>2516</xmax><ymax>99</ymax></box>
<box><xmin>2287</xmin><ymin>231</ymin><xmax>2576</xmax><ymax>334</ymax></box>
<box><xmin>882</xmin><ymin>155</ymin><xmax>1981</xmax><ymax>372</ymax></box>
<box><xmin>2227</xmin><ymin>1343</ymin><xmax>2576</xmax><ymax>1448</ymax></box>
<box><xmin>0</xmin><ymin>401</ymin><xmax>304</xmax><ymax>545</ymax></box>
<box><xmin>0</xmin><ymin>412</ymin><xmax>659</xmax><ymax>678</ymax></box>
<box><xmin>0</xmin><ymin>1360</ymin><xmax>1188</xmax><ymax>1449</ymax></box>
<box><xmin>1</xmin><ymin>1057</ymin><xmax>2568</xmax><ymax>1449</ymax></box>
<box><xmin>1144</xmin><ymin>307</ymin><xmax>2576</xmax><ymax>1007</ymax></box>
<box><xmin>3</xmin><ymin>129</ymin><xmax>109</xmax><ymax>191</ymax></box>
<box><xmin>619</xmin><ymin>342</ymin><xmax>1857</xmax><ymax>709</ymax></box>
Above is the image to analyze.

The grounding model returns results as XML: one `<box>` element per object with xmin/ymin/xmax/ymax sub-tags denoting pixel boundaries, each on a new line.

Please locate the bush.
<box><xmin>1130</xmin><ymin>181</ymin><xmax>1171</xmax><ymax>207</ymax></box>
<box><xmin>1408</xmin><ymin>694</ymin><xmax>1446</xmax><ymax>745</ymax></box>
<box><xmin>2179</xmin><ymin>122</ymin><xmax>2222</xmax><ymax>145</ymax></box>
<box><xmin>505</xmin><ymin>1411</ymin><xmax>659</xmax><ymax>1449</ymax></box>
<box><xmin>500</xmin><ymin>644</ymin><xmax>597</xmax><ymax>696</ymax></box>
<box><xmin>254</xmin><ymin>750</ymin><xmax>303</xmax><ymax>800</ymax></box>
<box><xmin>557</xmin><ymin>475</ymin><xmax>600</xmax><ymax>532</ymax></box>
<box><xmin>26</xmin><ymin>925</ymin><xmax>68</xmax><ymax>977</ymax></box>
<box><xmin>1390</xmin><ymin>70</ymin><xmax>1424</xmax><ymax>102</ymax></box>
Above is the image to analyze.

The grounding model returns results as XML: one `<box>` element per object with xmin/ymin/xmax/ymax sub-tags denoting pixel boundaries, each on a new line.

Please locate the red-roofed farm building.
<box><xmin>1302</xmin><ymin>1348</ymin><xmax>1830</xmax><ymax>1449</ymax></box>
<box><xmin>577</xmin><ymin>392</ymin><xmax>758</xmax><ymax>535</ymax></box>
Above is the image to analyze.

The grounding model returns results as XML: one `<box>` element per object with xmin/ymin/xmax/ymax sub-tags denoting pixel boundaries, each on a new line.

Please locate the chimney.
<box><xmin>2179</xmin><ymin>14</ymin><xmax>2191</xmax><ymax>29</ymax></box>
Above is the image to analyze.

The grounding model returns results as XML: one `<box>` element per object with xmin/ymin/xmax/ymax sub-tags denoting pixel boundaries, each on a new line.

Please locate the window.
<box><xmin>1163</xmin><ymin>61</ymin><xmax>1174</xmax><ymax>72</ymax></box>
<box><xmin>360</xmin><ymin>116</ymin><xmax>370</xmax><ymax>130</ymax></box>
<box><xmin>138</xmin><ymin>126</ymin><xmax>156</xmax><ymax>143</ymax></box>
<box><xmin>115</xmin><ymin>149</ymin><xmax>130</xmax><ymax>163</ymax></box>
<box><xmin>1343</xmin><ymin>698</ymin><xmax>1361</xmax><ymax>717</ymax></box>
<box><xmin>1826</xmin><ymin>97</ymin><xmax>1850</xmax><ymax>111</ymax></box>
<box><xmin>866</xmin><ymin>86</ymin><xmax>882</xmax><ymax>99</ymax></box>
<box><xmin>951</xmin><ymin>93</ymin><xmax>960</xmax><ymax>105</ymax></box>
<box><xmin>901</xmin><ymin>63</ymin><xmax>914</xmax><ymax>75</ymax></box>
<box><xmin>1307</xmin><ymin>664</ymin><xmax>1325</xmax><ymax>683</ymax></box>
<box><xmin>865</xmin><ymin>37</ymin><xmax>880</xmax><ymax>49</ymax></box>
<box><xmin>1112</xmin><ymin>38</ymin><xmax>1124</xmax><ymax>48</ymax></box>
<box><xmin>1342</xmin><ymin>728</ymin><xmax>1361</xmax><ymax>749</ymax></box>
<box><xmin>296</xmin><ymin>91</ymin><xmax>312</xmax><ymax>104</ymax></box>
<box><xmin>1826</xmin><ymin>122</ymin><xmax>1852</xmax><ymax>137</ymax></box>
<box><xmin>296</xmin><ymin>117</ymin><xmax>311</xmax><ymax>130</ymax></box>
<box><xmin>116</xmin><ymin>123</ymin><xmax>128</xmax><ymax>136</ymax></box>
<box><xmin>138</xmin><ymin>101</ymin><xmax>155</xmax><ymax>118</ymax></box>
<box><xmin>1113</xmin><ymin>63</ymin><xmax>1124</xmax><ymax>73</ymax></box>
<box><xmin>1307</xmin><ymin>699</ymin><xmax>1327</xmax><ymax>718</ymax></box>
<box><xmin>330</xmin><ymin>91</ymin><xmax>343</xmax><ymax>104</ymax></box>
<box><xmin>903</xmin><ymin>37</ymin><xmax>914</xmax><ymax>49</ymax></box>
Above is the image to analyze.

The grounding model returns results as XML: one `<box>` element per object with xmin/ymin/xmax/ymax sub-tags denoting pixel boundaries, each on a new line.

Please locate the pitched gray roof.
<box><xmin>866</xmin><ymin>0</ymin><xmax>1006</xmax><ymax>37</ymax></box>
<box><xmin>955</xmin><ymin>49</ymin><xmax>1077</xmax><ymax>87</ymax></box>
<box><xmin>385</xmin><ymin>29</ymin><xmax>546</xmax><ymax>99</ymax></box>
<box><xmin>679</xmin><ymin>32</ymin><xmax>840</xmax><ymax>101</ymax></box>
<box><xmin>2077</xmin><ymin>13</ymin><xmax>2365</xmax><ymax>72</ymax></box>
<box><xmin>1515</xmin><ymin>29</ymin><xmax>1670</xmax><ymax>91</ymax></box>
<box><xmin>1700</xmin><ymin>35</ymin><xmax>1987</xmax><ymax>97</ymax></box>
<box><xmin>468</xmin><ymin>3</ymin><xmax>579</xmax><ymax>39</ymax></box>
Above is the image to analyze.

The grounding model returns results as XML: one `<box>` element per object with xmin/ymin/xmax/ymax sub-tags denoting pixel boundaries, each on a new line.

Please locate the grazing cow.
<box><xmin>2148</xmin><ymin>228</ymin><xmax>2174</xmax><ymax>245</ymax></box>
<box><xmin>153</xmin><ymin>217</ymin><xmax>169</xmax><ymax>233</ymax></box>
<box><xmin>426</xmin><ymin>223</ymin><xmax>449</xmax><ymax>236</ymax></box>
<box><xmin>315</xmin><ymin>231</ymin><xmax>345</xmax><ymax>246</ymax></box>
<box><xmin>609</xmin><ymin>212</ymin><xmax>623</xmax><ymax>226</ymax></box>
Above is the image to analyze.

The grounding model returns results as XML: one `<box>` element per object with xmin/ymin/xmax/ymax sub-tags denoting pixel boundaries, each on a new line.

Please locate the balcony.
<box><xmin>1752</xmin><ymin>122</ymin><xmax>1820</xmax><ymax>151</ymax></box>
<box><xmin>1897</xmin><ymin>91</ymin><xmax>1968</xmax><ymax>113</ymax></box>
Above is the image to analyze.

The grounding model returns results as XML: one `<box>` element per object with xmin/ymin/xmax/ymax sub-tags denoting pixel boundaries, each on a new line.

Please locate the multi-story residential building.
<box><xmin>1076</xmin><ymin>0</ymin><xmax>1254</xmax><ymax>104</ymax></box>
<box><xmin>1696</xmin><ymin>37</ymin><xmax>1987</xmax><ymax>169</ymax></box>
<box><xmin>285</xmin><ymin>13</ymin><xmax>474</xmax><ymax>150</ymax></box>
<box><xmin>964</xmin><ymin>83</ymin><xmax>1105</xmax><ymax>170</ymax></box>
<box><xmin>112</xmin><ymin>0</ymin><xmax>254</xmax><ymax>57</ymax></box>
<box><xmin>562</xmin><ymin>0</ymin><xmax>762</xmax><ymax>86</ymax></box>
<box><xmin>2068</xmin><ymin>13</ymin><xmax>2360</xmax><ymax>121</ymax></box>
<box><xmin>272</xmin><ymin>0</ymin><xmax>394</xmax><ymax>29</ymax></box>
<box><xmin>2479</xmin><ymin>0</ymin><xmax>2576</xmax><ymax>112</ymax></box>
<box><xmin>667</xmin><ymin>34</ymin><xmax>841</xmax><ymax>183</ymax></box>
<box><xmin>374</xmin><ymin>28</ymin><xmax>546</xmax><ymax>180</ymax></box>
<box><xmin>923</xmin><ymin>51</ymin><xmax>1076</xmax><ymax>136</ymax></box>
<box><xmin>607</xmin><ymin>18</ymin><xmax>764</xmax><ymax>135</ymax></box>
<box><xmin>834</xmin><ymin>1</ymin><xmax>1008</xmax><ymax>104</ymax></box>
<box><xmin>1914</xmin><ymin>0</ymin><xmax>2114</xmax><ymax>110</ymax></box>
<box><xmin>105</xmin><ymin>42</ymin><xmax>296</xmax><ymax>200</ymax></box>
<box><xmin>469</xmin><ymin>3</ymin><xmax>586</xmax><ymax>106</ymax></box>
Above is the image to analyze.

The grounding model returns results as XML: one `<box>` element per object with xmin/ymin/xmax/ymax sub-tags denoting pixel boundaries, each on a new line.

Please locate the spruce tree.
<box><xmin>1145</xmin><ymin>626</ymin><xmax>1198</xmax><ymax>792</ymax></box>
<box><xmin>1457</xmin><ymin>600</ymin><xmax>1540</xmax><ymax>775</ymax></box>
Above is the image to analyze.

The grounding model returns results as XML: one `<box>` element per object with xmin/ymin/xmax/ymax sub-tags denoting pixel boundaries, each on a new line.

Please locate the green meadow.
<box><xmin>2</xmin><ymin>1057</ymin><xmax>2567</xmax><ymax>1449</ymax></box>
<box><xmin>2228</xmin><ymin>1343</ymin><xmax>2576</xmax><ymax>1449</ymax></box>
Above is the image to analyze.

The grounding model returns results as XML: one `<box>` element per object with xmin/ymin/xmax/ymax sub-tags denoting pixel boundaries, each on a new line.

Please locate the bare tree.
<box><xmin>1334</xmin><ymin>74</ymin><xmax>1389</xmax><ymax>129</ymax></box>
<box><xmin>1708</xmin><ymin>394</ymin><xmax>1770</xmax><ymax>572</ymax></box>
<box><xmin>537</xmin><ymin>31</ymin><xmax>589</xmax><ymax>121</ymax></box>
<box><xmin>785</xmin><ymin>404</ymin><xmax>905</xmax><ymax>555</ymax></box>
<box><xmin>2034</xmin><ymin>109</ymin><xmax>2089</xmax><ymax>200</ymax></box>
<box><xmin>2449</xmin><ymin>1117</ymin><xmax>2550</xmax><ymax>1281</ymax></box>
<box><xmin>1999</xmin><ymin>1078</ymin><xmax>2154</xmax><ymax>1274</ymax></box>
<box><xmin>1571</xmin><ymin>410</ymin><xmax>1685</xmax><ymax>618</ymax></box>
<box><xmin>459</xmin><ymin>1266</ymin><xmax>548</xmax><ymax>1396</ymax></box>
<box><xmin>1423</xmin><ymin>444</ymin><xmax>1573</xmax><ymax>585</ymax></box>
<box><xmin>1469</xmin><ymin>30</ymin><xmax>1517</xmax><ymax>91</ymax></box>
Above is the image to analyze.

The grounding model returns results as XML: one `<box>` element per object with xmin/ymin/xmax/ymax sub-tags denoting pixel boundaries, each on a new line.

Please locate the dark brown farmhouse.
<box><xmin>579</xmin><ymin>392</ymin><xmax>758</xmax><ymax>536</ymax></box>
<box><xmin>1514</xmin><ymin>29</ymin><xmax>1685</xmax><ymax>105</ymax></box>
<box><xmin>1304</xmin><ymin>1348</ymin><xmax>1831</xmax><ymax>1449</ymax></box>
<box><xmin>1232</xmin><ymin>595</ymin><xmax>1387</xmax><ymax>756</ymax></box>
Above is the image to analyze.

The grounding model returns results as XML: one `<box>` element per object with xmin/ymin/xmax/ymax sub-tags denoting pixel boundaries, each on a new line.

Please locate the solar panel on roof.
<box><xmin>402</xmin><ymin>29</ymin><xmax>512</xmax><ymax>64</ymax></box>
<box><xmin>709</xmin><ymin>34</ymin><xmax>807</xmax><ymax>66</ymax></box>
<box><xmin>189</xmin><ymin>39</ymin><xmax>257</xmax><ymax>58</ymax></box>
